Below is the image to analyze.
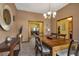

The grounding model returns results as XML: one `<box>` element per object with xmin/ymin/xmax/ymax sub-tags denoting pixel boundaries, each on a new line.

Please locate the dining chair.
<box><xmin>11</xmin><ymin>33</ymin><xmax>23</xmax><ymax>56</ymax></box>
<box><xmin>13</xmin><ymin>26</ymin><xmax>23</xmax><ymax>55</ymax></box>
<box><xmin>16</xmin><ymin>27</ymin><xmax>23</xmax><ymax>51</ymax></box>
<box><xmin>51</xmin><ymin>33</ymin><xmax>57</xmax><ymax>38</ymax></box>
<box><xmin>35</xmin><ymin>35</ymin><xmax>51</xmax><ymax>56</ymax></box>
<box><xmin>56</xmin><ymin>40</ymin><xmax>79</xmax><ymax>56</ymax></box>
<box><xmin>16</xmin><ymin>33</ymin><xmax>23</xmax><ymax>51</ymax></box>
<box><xmin>16</xmin><ymin>26</ymin><xmax>23</xmax><ymax>40</ymax></box>
<box><xmin>75</xmin><ymin>43</ymin><xmax>79</xmax><ymax>56</ymax></box>
<box><xmin>0</xmin><ymin>36</ymin><xmax>12</xmax><ymax>56</ymax></box>
<box><xmin>57</xmin><ymin>34</ymin><xmax>66</xmax><ymax>39</ymax></box>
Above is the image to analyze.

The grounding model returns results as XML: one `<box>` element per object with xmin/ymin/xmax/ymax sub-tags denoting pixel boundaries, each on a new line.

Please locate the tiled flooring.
<box><xmin>18</xmin><ymin>37</ymin><xmax>35</xmax><ymax>56</ymax></box>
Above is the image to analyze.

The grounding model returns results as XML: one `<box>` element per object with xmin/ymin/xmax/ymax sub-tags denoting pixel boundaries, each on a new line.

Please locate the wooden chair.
<box><xmin>56</xmin><ymin>40</ymin><xmax>79</xmax><ymax>56</ymax></box>
<box><xmin>75</xmin><ymin>43</ymin><xmax>79</xmax><ymax>56</ymax></box>
<box><xmin>35</xmin><ymin>35</ymin><xmax>51</xmax><ymax>56</ymax></box>
<box><xmin>57</xmin><ymin>34</ymin><xmax>66</xmax><ymax>39</ymax></box>
<box><xmin>13</xmin><ymin>26</ymin><xmax>23</xmax><ymax>55</ymax></box>
<box><xmin>16</xmin><ymin>26</ymin><xmax>23</xmax><ymax>51</ymax></box>
<box><xmin>12</xmin><ymin>32</ymin><xmax>23</xmax><ymax>56</ymax></box>
<box><xmin>0</xmin><ymin>36</ymin><xmax>20</xmax><ymax>56</ymax></box>
<box><xmin>51</xmin><ymin>33</ymin><xmax>66</xmax><ymax>39</ymax></box>
<box><xmin>51</xmin><ymin>33</ymin><xmax>58</xmax><ymax>38</ymax></box>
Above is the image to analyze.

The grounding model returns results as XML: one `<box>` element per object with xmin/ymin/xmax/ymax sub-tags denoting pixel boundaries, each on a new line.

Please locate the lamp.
<box><xmin>43</xmin><ymin>3</ymin><xmax>57</xmax><ymax>19</ymax></box>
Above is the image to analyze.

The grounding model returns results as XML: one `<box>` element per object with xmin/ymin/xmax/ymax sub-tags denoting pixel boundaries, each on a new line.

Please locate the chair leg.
<box><xmin>19</xmin><ymin>41</ymin><xmax>21</xmax><ymax>51</ymax></box>
<box><xmin>41</xmin><ymin>52</ymin><xmax>43</xmax><ymax>56</ymax></box>
<box><xmin>35</xmin><ymin>47</ymin><xmax>38</xmax><ymax>56</ymax></box>
<box><xmin>35</xmin><ymin>50</ymin><xmax>38</xmax><ymax>56</ymax></box>
<box><xmin>56</xmin><ymin>54</ymin><xmax>59</xmax><ymax>56</ymax></box>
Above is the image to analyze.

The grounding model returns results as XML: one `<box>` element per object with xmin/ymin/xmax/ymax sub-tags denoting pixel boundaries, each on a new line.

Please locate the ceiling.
<box><xmin>15</xmin><ymin>3</ymin><xmax>68</xmax><ymax>14</ymax></box>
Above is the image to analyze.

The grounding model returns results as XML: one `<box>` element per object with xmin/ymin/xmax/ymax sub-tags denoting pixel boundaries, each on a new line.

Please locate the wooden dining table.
<box><xmin>40</xmin><ymin>36</ymin><xmax>70</xmax><ymax>56</ymax></box>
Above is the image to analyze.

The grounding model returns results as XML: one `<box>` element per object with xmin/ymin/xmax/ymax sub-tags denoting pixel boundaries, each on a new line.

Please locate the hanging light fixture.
<box><xmin>43</xmin><ymin>3</ymin><xmax>57</xmax><ymax>19</ymax></box>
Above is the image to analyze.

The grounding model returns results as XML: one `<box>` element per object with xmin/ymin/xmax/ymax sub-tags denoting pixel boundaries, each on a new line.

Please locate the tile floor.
<box><xmin>18</xmin><ymin>36</ymin><xmax>36</xmax><ymax>56</ymax></box>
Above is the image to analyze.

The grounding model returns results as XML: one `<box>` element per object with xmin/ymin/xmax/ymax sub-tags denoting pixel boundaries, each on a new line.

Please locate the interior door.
<box><xmin>28</xmin><ymin>21</ymin><xmax>44</xmax><ymax>39</ymax></box>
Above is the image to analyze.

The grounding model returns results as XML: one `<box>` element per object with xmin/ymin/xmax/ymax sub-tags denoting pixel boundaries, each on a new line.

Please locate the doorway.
<box><xmin>57</xmin><ymin>16</ymin><xmax>73</xmax><ymax>39</ymax></box>
<box><xmin>28</xmin><ymin>21</ymin><xmax>44</xmax><ymax>39</ymax></box>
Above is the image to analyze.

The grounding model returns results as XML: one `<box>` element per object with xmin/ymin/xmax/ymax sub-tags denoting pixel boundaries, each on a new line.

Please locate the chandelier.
<box><xmin>43</xmin><ymin>3</ymin><xmax>57</xmax><ymax>19</ymax></box>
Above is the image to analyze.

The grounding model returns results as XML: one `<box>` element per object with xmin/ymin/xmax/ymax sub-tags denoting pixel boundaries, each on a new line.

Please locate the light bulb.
<box><xmin>48</xmin><ymin>28</ymin><xmax>50</xmax><ymax>32</ymax></box>
<box><xmin>43</xmin><ymin>13</ymin><xmax>46</xmax><ymax>17</ymax></box>
<box><xmin>53</xmin><ymin>11</ymin><xmax>56</xmax><ymax>18</ymax></box>
<box><xmin>47</xmin><ymin>11</ymin><xmax>51</xmax><ymax>15</ymax></box>
<box><xmin>43</xmin><ymin>13</ymin><xmax>47</xmax><ymax>19</ymax></box>
<box><xmin>33</xmin><ymin>27</ymin><xmax>36</xmax><ymax>31</ymax></box>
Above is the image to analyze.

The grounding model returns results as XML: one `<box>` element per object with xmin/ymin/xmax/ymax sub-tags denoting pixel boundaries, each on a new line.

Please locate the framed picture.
<box><xmin>3</xmin><ymin>9</ymin><xmax>11</xmax><ymax>25</ymax></box>
<box><xmin>0</xmin><ymin>5</ymin><xmax>13</xmax><ymax>31</ymax></box>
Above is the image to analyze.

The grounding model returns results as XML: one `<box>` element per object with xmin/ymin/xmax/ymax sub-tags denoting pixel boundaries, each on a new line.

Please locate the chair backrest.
<box><xmin>51</xmin><ymin>33</ymin><xmax>66</xmax><ymax>39</ymax></box>
<box><xmin>16</xmin><ymin>26</ymin><xmax>23</xmax><ymax>39</ymax></box>
<box><xmin>19</xmin><ymin>26</ymin><xmax>23</xmax><ymax>34</ymax></box>
<box><xmin>57</xmin><ymin>34</ymin><xmax>66</xmax><ymax>39</ymax></box>
<box><xmin>35</xmin><ymin>34</ymin><xmax>42</xmax><ymax>50</ymax></box>
<box><xmin>67</xmin><ymin>40</ymin><xmax>78</xmax><ymax>56</ymax></box>
<box><xmin>51</xmin><ymin>33</ymin><xmax>57</xmax><ymax>35</ymax></box>
<box><xmin>51</xmin><ymin>33</ymin><xmax>57</xmax><ymax>38</ymax></box>
<box><xmin>35</xmin><ymin>35</ymin><xmax>42</xmax><ymax>45</ymax></box>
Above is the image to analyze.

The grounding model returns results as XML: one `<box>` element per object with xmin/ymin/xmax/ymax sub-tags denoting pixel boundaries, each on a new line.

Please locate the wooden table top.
<box><xmin>40</xmin><ymin>36</ymin><xmax>70</xmax><ymax>47</ymax></box>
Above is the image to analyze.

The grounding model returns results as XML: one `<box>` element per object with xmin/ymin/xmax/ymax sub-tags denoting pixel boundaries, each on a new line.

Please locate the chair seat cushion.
<box><xmin>38</xmin><ymin>45</ymin><xmax>50</xmax><ymax>53</ymax></box>
<box><xmin>57</xmin><ymin>49</ymin><xmax>68</xmax><ymax>56</ymax></box>
<box><xmin>57</xmin><ymin>49</ymin><xmax>75</xmax><ymax>56</ymax></box>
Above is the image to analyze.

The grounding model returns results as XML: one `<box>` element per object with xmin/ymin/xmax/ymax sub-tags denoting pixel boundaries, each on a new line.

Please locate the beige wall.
<box><xmin>15</xmin><ymin>10</ymin><xmax>52</xmax><ymax>41</ymax></box>
<box><xmin>16</xmin><ymin>10</ymin><xmax>44</xmax><ymax>41</ymax></box>
<box><xmin>52</xmin><ymin>3</ymin><xmax>79</xmax><ymax>40</ymax></box>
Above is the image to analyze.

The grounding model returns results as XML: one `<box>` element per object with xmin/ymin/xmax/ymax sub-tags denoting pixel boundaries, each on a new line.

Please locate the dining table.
<box><xmin>40</xmin><ymin>36</ymin><xmax>70</xmax><ymax>56</ymax></box>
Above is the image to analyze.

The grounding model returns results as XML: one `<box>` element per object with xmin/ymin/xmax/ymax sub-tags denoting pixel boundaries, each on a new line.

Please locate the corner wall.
<box><xmin>15</xmin><ymin>10</ymin><xmax>44</xmax><ymax>41</ymax></box>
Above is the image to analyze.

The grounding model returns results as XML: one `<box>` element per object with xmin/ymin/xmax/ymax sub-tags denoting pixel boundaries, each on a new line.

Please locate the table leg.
<box><xmin>52</xmin><ymin>47</ymin><xmax>57</xmax><ymax>56</ymax></box>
